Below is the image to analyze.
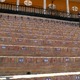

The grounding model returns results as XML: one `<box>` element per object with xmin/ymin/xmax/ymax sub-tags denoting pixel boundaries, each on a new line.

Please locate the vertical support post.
<box><xmin>66</xmin><ymin>0</ymin><xmax>70</xmax><ymax>15</ymax></box>
<box><xmin>16</xmin><ymin>0</ymin><xmax>20</xmax><ymax>11</ymax></box>
<box><xmin>43</xmin><ymin>0</ymin><xmax>46</xmax><ymax>14</ymax></box>
<box><xmin>78</xmin><ymin>12</ymin><xmax>80</xmax><ymax>27</ymax></box>
<box><xmin>79</xmin><ymin>17</ymin><xmax>80</xmax><ymax>27</ymax></box>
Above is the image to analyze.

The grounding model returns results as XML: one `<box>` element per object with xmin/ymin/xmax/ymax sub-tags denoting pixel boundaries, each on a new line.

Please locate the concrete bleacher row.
<box><xmin>1</xmin><ymin>74</ymin><xmax>80</xmax><ymax>80</ymax></box>
<box><xmin>0</xmin><ymin>13</ymin><xmax>79</xmax><ymax>29</ymax></box>
<box><xmin>0</xmin><ymin>57</ymin><xmax>80</xmax><ymax>75</ymax></box>
<box><xmin>0</xmin><ymin>14</ymin><xmax>80</xmax><ymax>42</ymax></box>
<box><xmin>0</xmin><ymin>45</ymin><xmax>80</xmax><ymax>57</ymax></box>
<box><xmin>0</xmin><ymin>14</ymin><xmax>79</xmax><ymax>38</ymax></box>
<box><xmin>0</xmin><ymin>27</ymin><xmax>80</xmax><ymax>39</ymax></box>
<box><xmin>9</xmin><ymin>75</ymin><xmax>80</xmax><ymax>80</ymax></box>
<box><xmin>0</xmin><ymin>37</ymin><xmax>80</xmax><ymax>47</ymax></box>
<box><xmin>0</xmin><ymin>32</ymin><xmax>80</xmax><ymax>41</ymax></box>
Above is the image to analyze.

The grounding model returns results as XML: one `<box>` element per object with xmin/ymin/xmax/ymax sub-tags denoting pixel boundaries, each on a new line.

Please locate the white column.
<box><xmin>16</xmin><ymin>0</ymin><xmax>20</xmax><ymax>11</ymax></box>
<box><xmin>66</xmin><ymin>0</ymin><xmax>70</xmax><ymax>15</ymax></box>
<box><xmin>43</xmin><ymin>0</ymin><xmax>46</xmax><ymax>14</ymax></box>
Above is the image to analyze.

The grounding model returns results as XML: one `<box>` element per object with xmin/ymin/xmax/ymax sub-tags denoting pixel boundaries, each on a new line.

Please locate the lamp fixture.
<box><xmin>0</xmin><ymin>0</ymin><xmax>5</xmax><ymax>2</ymax></box>
<box><xmin>72</xmin><ymin>6</ymin><xmax>78</xmax><ymax>11</ymax></box>
<box><xmin>24</xmin><ymin>0</ymin><xmax>32</xmax><ymax>6</ymax></box>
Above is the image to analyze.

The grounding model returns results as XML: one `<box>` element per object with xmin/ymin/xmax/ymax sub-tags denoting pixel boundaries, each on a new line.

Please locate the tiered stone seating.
<box><xmin>0</xmin><ymin>45</ymin><xmax>80</xmax><ymax>57</ymax></box>
<box><xmin>0</xmin><ymin>57</ymin><xmax>80</xmax><ymax>75</ymax></box>
<box><xmin>0</xmin><ymin>13</ymin><xmax>79</xmax><ymax>77</ymax></box>
<box><xmin>0</xmin><ymin>14</ymin><xmax>79</xmax><ymax>57</ymax></box>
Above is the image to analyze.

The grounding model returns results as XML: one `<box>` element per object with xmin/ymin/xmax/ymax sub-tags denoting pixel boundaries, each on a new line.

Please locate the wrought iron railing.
<box><xmin>0</xmin><ymin>3</ymin><xmax>79</xmax><ymax>22</ymax></box>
